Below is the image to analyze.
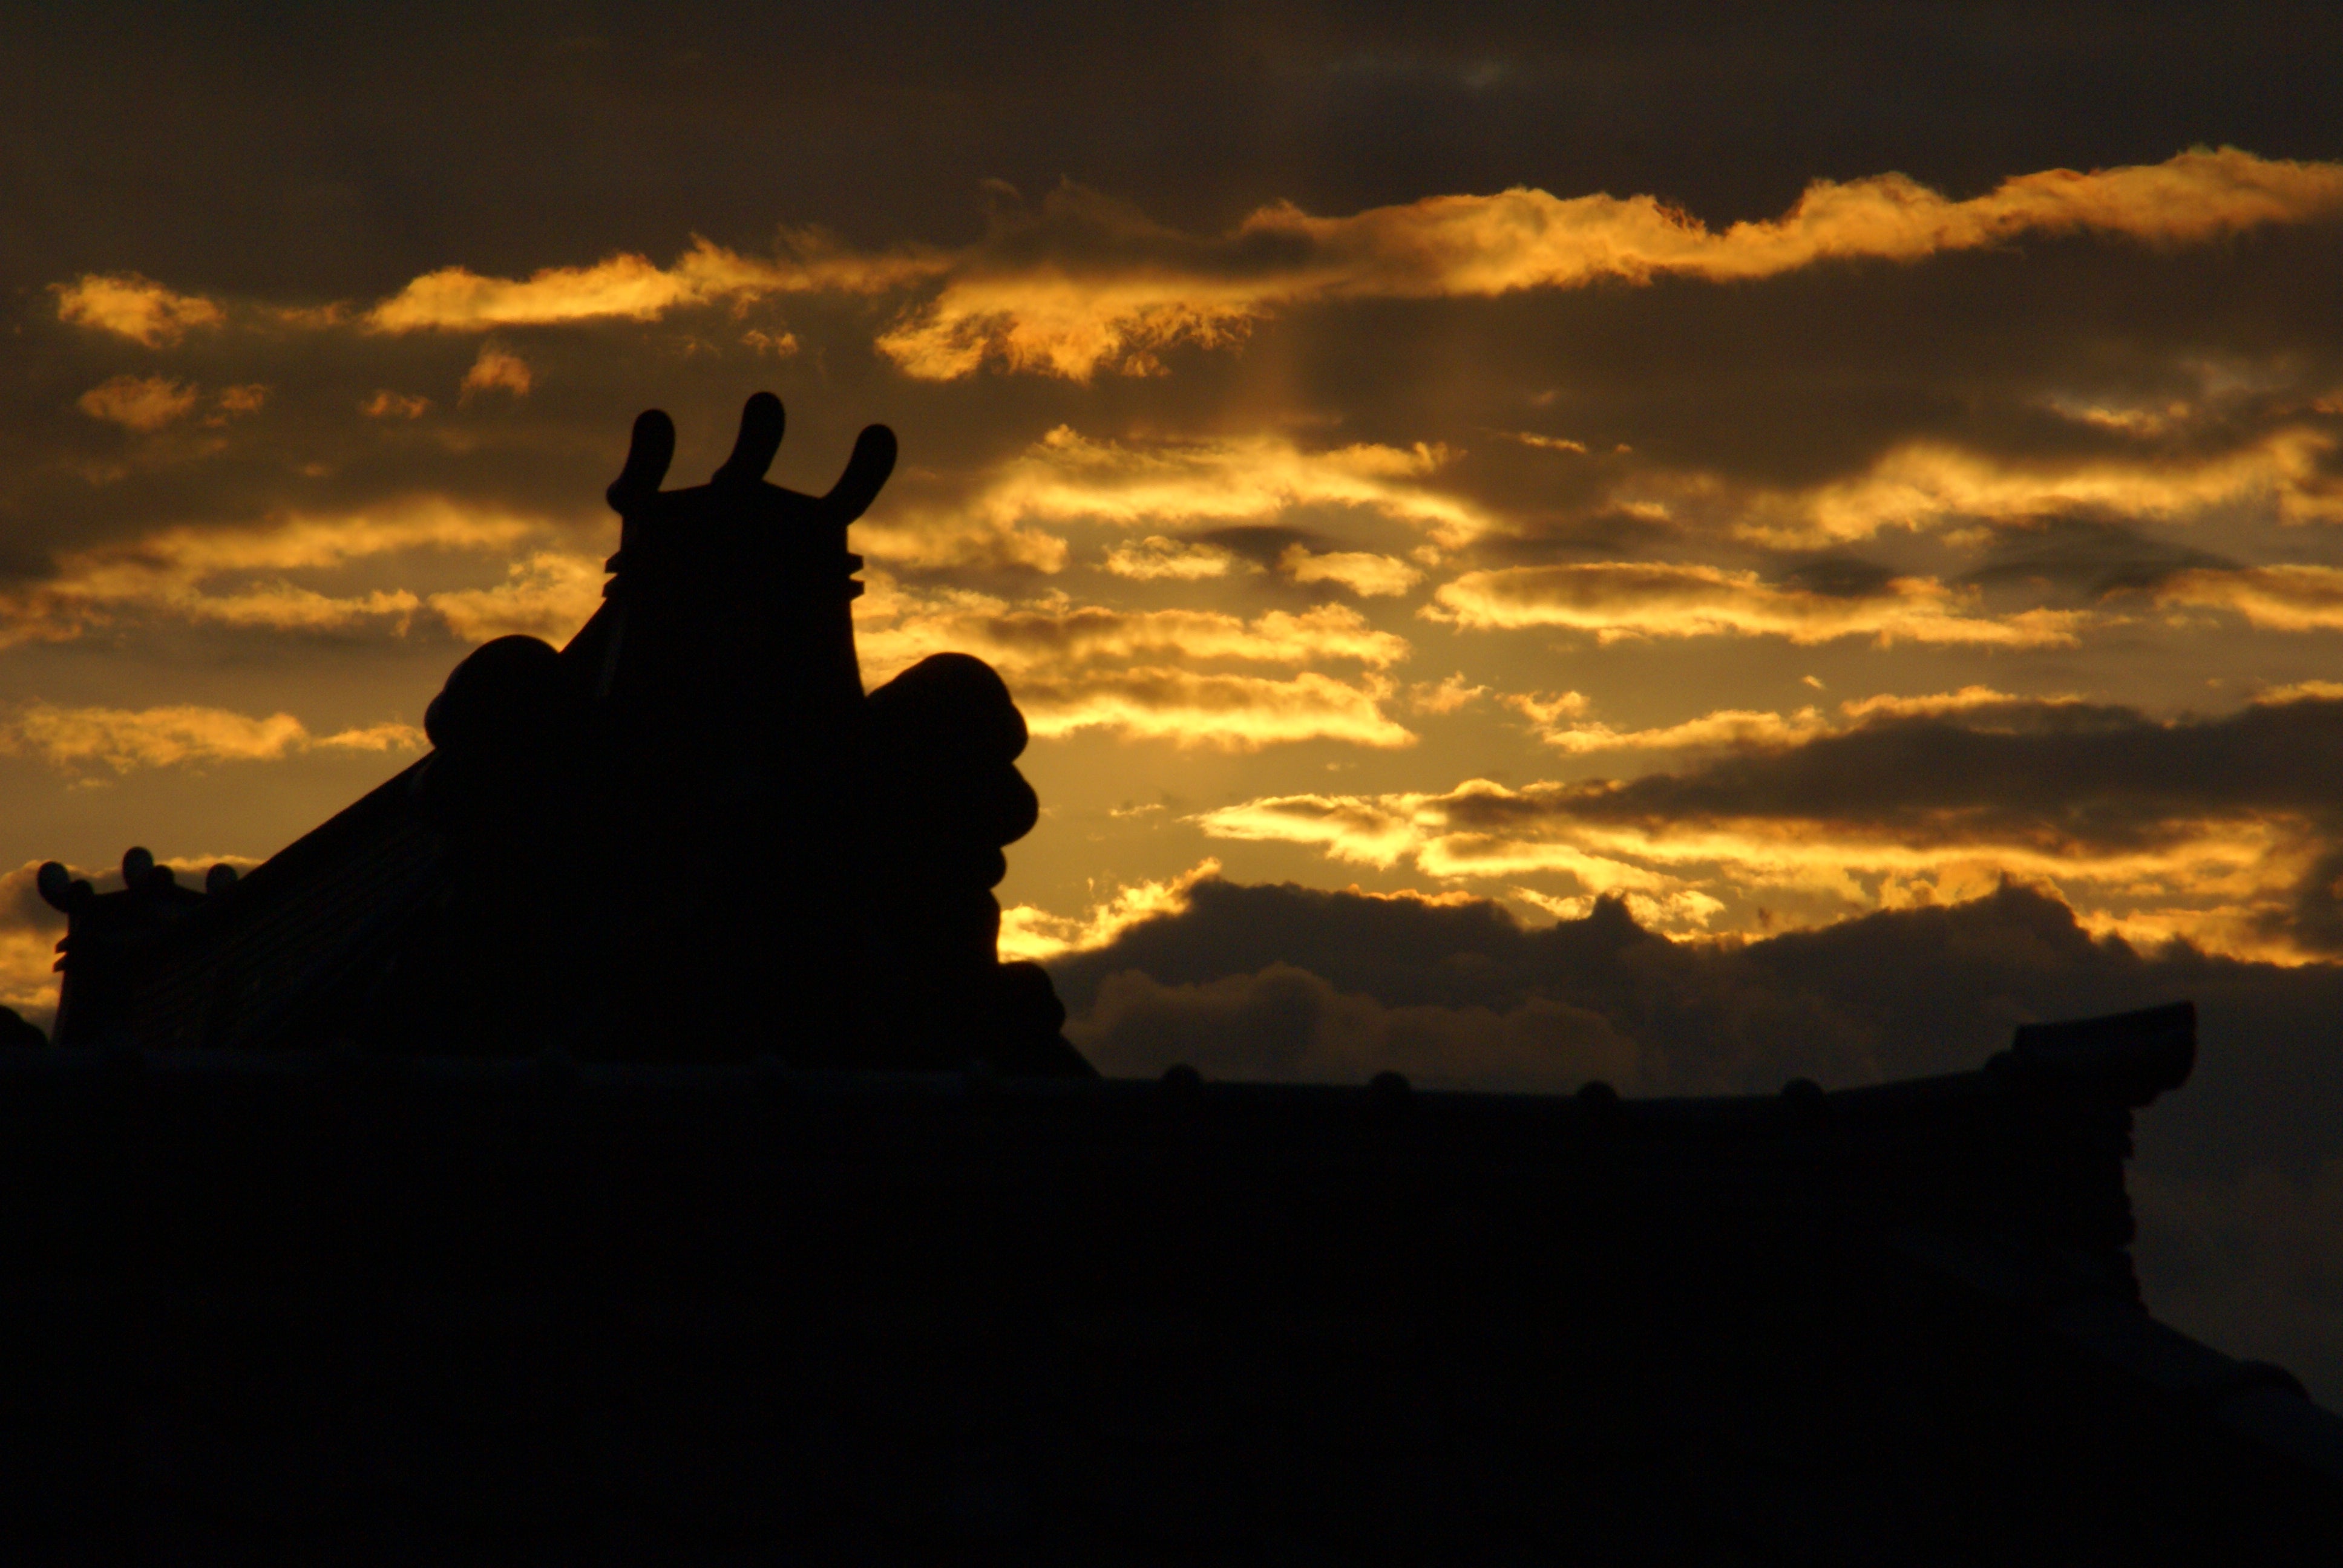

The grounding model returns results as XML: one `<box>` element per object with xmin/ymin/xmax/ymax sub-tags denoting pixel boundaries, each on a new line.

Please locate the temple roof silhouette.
<box><xmin>36</xmin><ymin>393</ymin><xmax>1084</xmax><ymax>1074</ymax></box>
<box><xmin>7</xmin><ymin>398</ymin><xmax>2339</xmax><ymax>1561</ymax></box>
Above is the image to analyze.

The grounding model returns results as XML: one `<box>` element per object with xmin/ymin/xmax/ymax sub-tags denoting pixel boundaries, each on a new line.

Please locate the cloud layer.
<box><xmin>0</xmin><ymin>704</ymin><xmax>421</xmax><ymax>773</ymax></box>
<box><xmin>1193</xmin><ymin>693</ymin><xmax>2343</xmax><ymax>957</ymax></box>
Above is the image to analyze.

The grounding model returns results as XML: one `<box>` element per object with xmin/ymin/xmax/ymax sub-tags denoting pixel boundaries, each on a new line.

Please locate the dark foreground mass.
<box><xmin>1</xmin><ymin>1006</ymin><xmax>2339</xmax><ymax>1561</ymax></box>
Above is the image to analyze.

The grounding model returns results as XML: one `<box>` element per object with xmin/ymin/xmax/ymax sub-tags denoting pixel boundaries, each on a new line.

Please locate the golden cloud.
<box><xmin>1506</xmin><ymin>883</ymin><xmax>1731</xmax><ymax>932</ymax></box>
<box><xmin>0</xmin><ymin>863</ymin><xmax>61</xmax><ymax>1022</ymax></box>
<box><xmin>875</xmin><ymin>269</ymin><xmax>1264</xmax><ymax>381</ymax></box>
<box><xmin>850</xmin><ymin>426</ymin><xmax>1409</xmax><ymax>572</ymax></box>
<box><xmin>2255</xmin><ymin>680</ymin><xmax>2343</xmax><ymax>706</ymax></box>
<box><xmin>1103</xmin><ymin>536</ymin><xmax>1236</xmax><ymax>580</ymax></box>
<box><xmin>459</xmin><ymin>342</ymin><xmax>532</xmax><ymax>400</ymax></box>
<box><xmin>1428</xmin><ymin>561</ymin><xmax>2085</xmax><ymax>645</ymax></box>
<box><xmin>954</xmin><ymin>426</ymin><xmax>1492</xmax><ymax>550</ymax></box>
<box><xmin>361</xmin><ymin>390</ymin><xmax>433</xmax><ymax>420</ymax></box>
<box><xmin>1516</xmin><ymin>687</ymin><xmax>2073</xmax><ymax>754</ymax></box>
<box><xmin>855</xmin><ymin>575</ymin><xmax>1415</xmax><ymax>748</ymax></box>
<box><xmin>1501</xmin><ymin>690</ymin><xmax>1590</xmax><ymax>725</ymax></box>
<box><xmin>876</xmin><ymin>148</ymin><xmax>2343</xmax><ymax>380</ymax></box>
<box><xmin>0</xmin><ymin>927</ymin><xmax>57</xmax><ymax>1023</ymax></box>
<box><xmin>63</xmin><ymin>149</ymin><xmax>2343</xmax><ymax>382</ymax></box>
<box><xmin>1531</xmin><ymin>707</ymin><xmax>1836</xmax><ymax>754</ymax></box>
<box><xmin>1745</xmin><ymin>430</ymin><xmax>2343</xmax><ymax>544</ymax></box>
<box><xmin>1278</xmin><ymin>544</ymin><xmax>1423</xmax><ymax>597</ymax></box>
<box><xmin>998</xmin><ymin>858</ymin><xmax>1222</xmax><ymax>962</ymax></box>
<box><xmin>1017</xmin><ymin>668</ymin><xmax>1415</xmax><ymax>750</ymax></box>
<box><xmin>0</xmin><ymin>501</ymin><xmax>550</xmax><ymax>647</ymax></box>
<box><xmin>1502</xmin><ymin>431</ymin><xmax>1590</xmax><ymax>453</ymax></box>
<box><xmin>854</xmin><ymin>576</ymin><xmax>1410</xmax><ymax>684</ymax></box>
<box><xmin>52</xmin><ymin>273</ymin><xmax>225</xmax><ymax>346</ymax></box>
<box><xmin>426</xmin><ymin>552</ymin><xmax>608</xmax><ymax>644</ymax></box>
<box><xmin>1834</xmin><ymin>685</ymin><xmax>2079</xmax><ymax>721</ymax></box>
<box><xmin>1190</xmin><ymin>776</ymin><xmax>2314</xmax><ymax>950</ymax></box>
<box><xmin>76</xmin><ymin>374</ymin><xmax>200</xmax><ymax>433</ymax></box>
<box><xmin>2156</xmin><ymin>564</ymin><xmax>2343</xmax><ymax>630</ymax></box>
<box><xmin>1407</xmin><ymin>673</ymin><xmax>1489</xmax><ymax>714</ymax></box>
<box><xmin>854</xmin><ymin>514</ymin><xmax>1071</xmax><ymax>573</ymax></box>
<box><xmin>315</xmin><ymin>722</ymin><xmax>429</xmax><ymax>753</ymax></box>
<box><xmin>0</xmin><ymin>702</ymin><xmax>422</xmax><ymax>773</ymax></box>
<box><xmin>1282</xmin><ymin>145</ymin><xmax>2343</xmax><ymax>295</ymax></box>
<box><xmin>363</xmin><ymin>234</ymin><xmax>948</xmax><ymax>332</ymax></box>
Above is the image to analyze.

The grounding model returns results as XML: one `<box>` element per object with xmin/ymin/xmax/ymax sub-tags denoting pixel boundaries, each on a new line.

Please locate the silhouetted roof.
<box><xmin>2</xmin><ymin>1002</ymin><xmax>2336</xmax><ymax>1561</ymax></box>
<box><xmin>82</xmin><ymin>759</ymin><xmax>444</xmax><ymax>1050</ymax></box>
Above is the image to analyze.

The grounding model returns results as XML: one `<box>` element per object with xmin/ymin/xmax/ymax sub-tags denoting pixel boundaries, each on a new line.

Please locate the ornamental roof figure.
<box><xmin>582</xmin><ymin>392</ymin><xmax>892</xmax><ymax>737</ymax></box>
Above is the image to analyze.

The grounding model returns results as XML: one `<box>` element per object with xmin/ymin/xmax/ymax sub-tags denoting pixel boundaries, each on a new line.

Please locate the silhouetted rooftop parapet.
<box><xmin>2002</xmin><ymin>998</ymin><xmax>2197</xmax><ymax>1105</ymax></box>
<box><xmin>35</xmin><ymin>847</ymin><xmax>247</xmax><ymax>1043</ymax></box>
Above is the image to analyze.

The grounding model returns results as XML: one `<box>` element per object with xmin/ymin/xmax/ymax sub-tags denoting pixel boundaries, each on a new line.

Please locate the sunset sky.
<box><xmin>7</xmin><ymin>3</ymin><xmax>2343</xmax><ymax>1393</ymax></box>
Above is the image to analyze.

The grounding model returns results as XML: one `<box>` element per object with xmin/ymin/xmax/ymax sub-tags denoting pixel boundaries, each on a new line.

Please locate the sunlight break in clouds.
<box><xmin>854</xmin><ymin>577</ymin><xmax>1410</xmax><ymax>683</ymax></box>
<box><xmin>0</xmin><ymin>704</ymin><xmax>423</xmax><ymax>774</ymax></box>
<box><xmin>853</xmin><ymin>577</ymin><xmax>1415</xmax><ymax>749</ymax></box>
<box><xmin>1189</xmin><ymin>779</ymin><xmax>2310</xmax><ymax>954</ymax></box>
<box><xmin>876</xmin><ymin>148</ymin><xmax>2343</xmax><ymax>379</ymax></box>
<box><xmin>865</xmin><ymin>417</ymin><xmax>1472</xmax><ymax>576</ymax></box>
<box><xmin>1016</xmin><ymin>669</ymin><xmax>1414</xmax><ymax>750</ymax></box>
<box><xmin>956</xmin><ymin>426</ymin><xmax>1492</xmax><ymax>551</ymax></box>
<box><xmin>1428</xmin><ymin>562</ymin><xmax>2085</xmax><ymax>646</ymax></box>
<box><xmin>52</xmin><ymin>273</ymin><xmax>225</xmax><ymax>346</ymax></box>
<box><xmin>1183</xmin><ymin>687</ymin><xmax>2343</xmax><ymax>956</ymax></box>
<box><xmin>998</xmin><ymin>858</ymin><xmax>1222</xmax><ymax>962</ymax></box>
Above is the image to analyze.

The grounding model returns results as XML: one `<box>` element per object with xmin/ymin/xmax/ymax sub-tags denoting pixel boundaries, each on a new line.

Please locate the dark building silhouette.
<box><xmin>6</xmin><ymin>399</ymin><xmax>2339</xmax><ymax>1560</ymax></box>
<box><xmin>35</xmin><ymin>394</ymin><xmax>1083</xmax><ymax>1075</ymax></box>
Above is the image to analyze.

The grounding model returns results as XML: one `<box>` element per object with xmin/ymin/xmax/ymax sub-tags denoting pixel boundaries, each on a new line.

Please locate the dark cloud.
<box><xmin>1279</xmin><ymin>230</ymin><xmax>2343</xmax><ymax>514</ymax></box>
<box><xmin>1048</xmin><ymin>872</ymin><xmax>2343</xmax><ymax>1402</ymax></box>
<box><xmin>1964</xmin><ymin>513</ymin><xmax>2240</xmax><ymax>597</ymax></box>
<box><xmin>1478</xmin><ymin>505</ymin><xmax>1693</xmax><ymax>563</ymax></box>
<box><xmin>1191</xmin><ymin>524</ymin><xmax>1322</xmax><ymax>565</ymax></box>
<box><xmin>1556</xmin><ymin>694</ymin><xmax>2343</xmax><ymax>854</ymax></box>
<box><xmin>1054</xmin><ymin>876</ymin><xmax>2187</xmax><ymax>1095</ymax></box>
<box><xmin>13</xmin><ymin>2</ymin><xmax>2343</xmax><ymax>296</ymax></box>
<box><xmin>1770</xmin><ymin>553</ymin><xmax>1902</xmax><ymax>599</ymax></box>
